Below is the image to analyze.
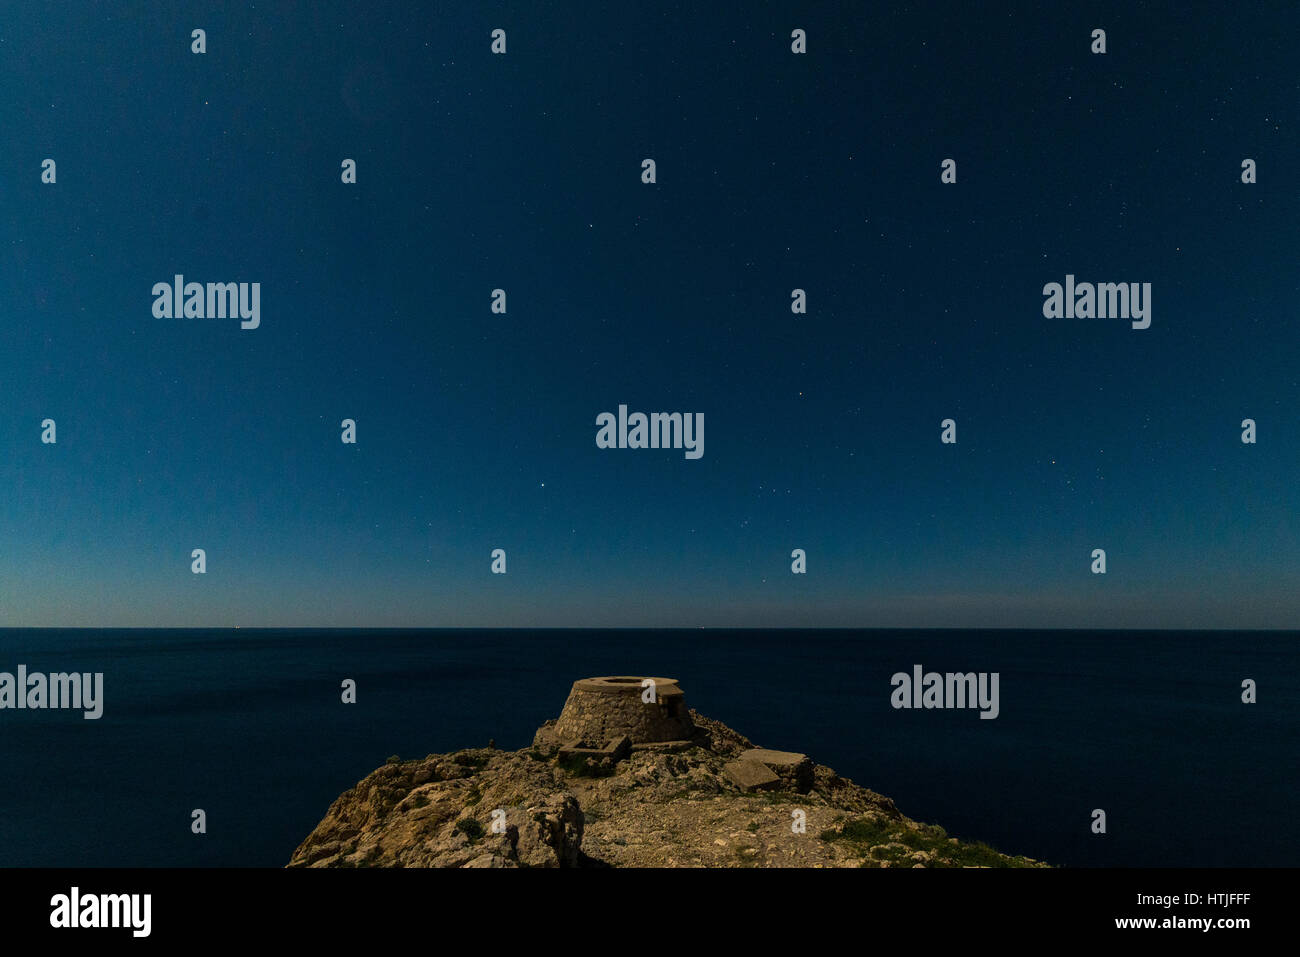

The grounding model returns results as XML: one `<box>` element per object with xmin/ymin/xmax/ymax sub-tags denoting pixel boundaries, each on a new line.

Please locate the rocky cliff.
<box><xmin>290</xmin><ymin>677</ymin><xmax>1047</xmax><ymax>869</ymax></box>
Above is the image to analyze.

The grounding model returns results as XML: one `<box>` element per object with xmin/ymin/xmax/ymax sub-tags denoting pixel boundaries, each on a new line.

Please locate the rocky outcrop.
<box><xmin>288</xmin><ymin>682</ymin><xmax>1047</xmax><ymax>869</ymax></box>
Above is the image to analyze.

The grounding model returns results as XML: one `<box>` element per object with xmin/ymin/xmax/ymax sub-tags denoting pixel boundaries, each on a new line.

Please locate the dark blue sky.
<box><xmin>2</xmin><ymin>2</ymin><xmax>1296</xmax><ymax>627</ymax></box>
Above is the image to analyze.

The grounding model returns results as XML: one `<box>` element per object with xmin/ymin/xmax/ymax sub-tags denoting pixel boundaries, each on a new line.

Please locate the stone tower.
<box><xmin>533</xmin><ymin>676</ymin><xmax>701</xmax><ymax>760</ymax></box>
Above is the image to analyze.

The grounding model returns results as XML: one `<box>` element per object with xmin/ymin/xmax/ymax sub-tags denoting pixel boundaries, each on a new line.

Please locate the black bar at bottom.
<box><xmin>1</xmin><ymin>867</ymin><xmax>1284</xmax><ymax>943</ymax></box>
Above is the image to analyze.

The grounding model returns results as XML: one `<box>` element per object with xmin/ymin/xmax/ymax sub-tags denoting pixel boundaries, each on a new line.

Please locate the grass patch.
<box><xmin>454</xmin><ymin>817</ymin><xmax>485</xmax><ymax>842</ymax></box>
<box><xmin>556</xmin><ymin>753</ymin><xmax>615</xmax><ymax>778</ymax></box>
<box><xmin>453</xmin><ymin>751</ymin><xmax>488</xmax><ymax>771</ymax></box>
<box><xmin>869</xmin><ymin>842</ymin><xmax>910</xmax><ymax>865</ymax></box>
<box><xmin>936</xmin><ymin>840</ymin><xmax>1037</xmax><ymax>869</ymax></box>
<box><xmin>819</xmin><ymin>816</ymin><xmax>895</xmax><ymax>846</ymax></box>
<box><xmin>824</xmin><ymin>816</ymin><xmax>1038</xmax><ymax>868</ymax></box>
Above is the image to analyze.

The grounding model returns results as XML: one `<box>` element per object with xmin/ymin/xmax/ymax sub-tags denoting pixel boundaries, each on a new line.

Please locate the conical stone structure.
<box><xmin>533</xmin><ymin>677</ymin><xmax>701</xmax><ymax>759</ymax></box>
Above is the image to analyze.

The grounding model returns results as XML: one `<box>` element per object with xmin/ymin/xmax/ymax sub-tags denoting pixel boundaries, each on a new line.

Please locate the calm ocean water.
<box><xmin>0</xmin><ymin>628</ymin><xmax>1294</xmax><ymax>867</ymax></box>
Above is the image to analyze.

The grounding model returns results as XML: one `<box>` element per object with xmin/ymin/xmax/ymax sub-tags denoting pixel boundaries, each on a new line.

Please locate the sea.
<box><xmin>0</xmin><ymin>628</ymin><xmax>1294</xmax><ymax>868</ymax></box>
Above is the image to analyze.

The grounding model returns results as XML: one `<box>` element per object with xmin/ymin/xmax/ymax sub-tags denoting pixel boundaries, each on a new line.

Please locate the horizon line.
<box><xmin>0</xmin><ymin>625</ymin><xmax>1295</xmax><ymax>633</ymax></box>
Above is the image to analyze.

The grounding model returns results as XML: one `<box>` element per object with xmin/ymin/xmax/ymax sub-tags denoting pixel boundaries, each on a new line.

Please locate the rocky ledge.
<box><xmin>289</xmin><ymin>678</ymin><xmax>1047</xmax><ymax>869</ymax></box>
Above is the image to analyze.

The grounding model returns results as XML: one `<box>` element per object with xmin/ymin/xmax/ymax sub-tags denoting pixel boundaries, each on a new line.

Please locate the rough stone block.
<box><xmin>724</xmin><ymin>759</ymin><xmax>781</xmax><ymax>792</ymax></box>
<box><xmin>739</xmin><ymin>748</ymin><xmax>814</xmax><ymax>793</ymax></box>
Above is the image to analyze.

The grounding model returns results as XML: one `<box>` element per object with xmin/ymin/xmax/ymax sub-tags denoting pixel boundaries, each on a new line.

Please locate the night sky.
<box><xmin>2</xmin><ymin>2</ymin><xmax>1296</xmax><ymax>628</ymax></box>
